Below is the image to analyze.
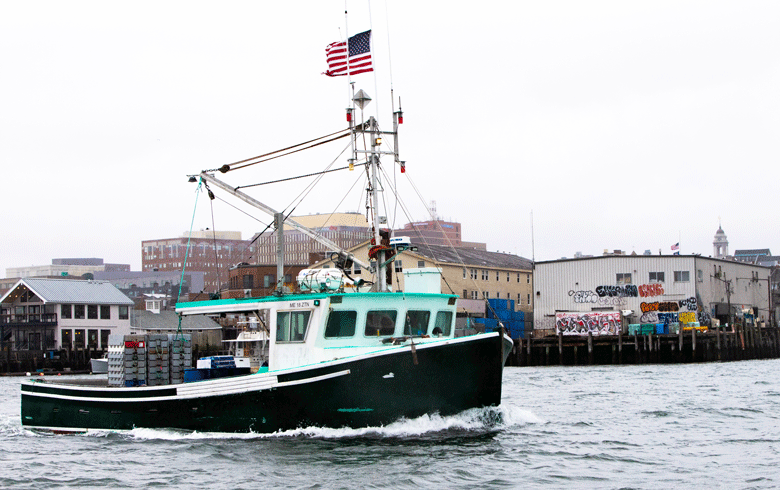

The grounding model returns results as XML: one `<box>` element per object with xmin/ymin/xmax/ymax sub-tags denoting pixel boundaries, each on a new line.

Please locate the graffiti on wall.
<box><xmin>638</xmin><ymin>284</ymin><xmax>664</xmax><ymax>297</ymax></box>
<box><xmin>570</xmin><ymin>279</ymin><xmax>701</xmax><ymax>325</ymax></box>
<box><xmin>596</xmin><ymin>285</ymin><xmax>637</xmax><ymax>298</ymax></box>
<box><xmin>568</xmin><ymin>290</ymin><xmax>628</xmax><ymax>307</ymax></box>
<box><xmin>555</xmin><ymin>311</ymin><xmax>621</xmax><ymax>336</ymax></box>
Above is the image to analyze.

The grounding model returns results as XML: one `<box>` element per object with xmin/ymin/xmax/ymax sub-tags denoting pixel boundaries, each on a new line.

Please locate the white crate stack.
<box><xmin>107</xmin><ymin>334</ymin><xmax>125</xmax><ymax>387</ymax></box>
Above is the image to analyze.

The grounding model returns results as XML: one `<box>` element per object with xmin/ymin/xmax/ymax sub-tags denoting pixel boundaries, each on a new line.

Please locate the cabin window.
<box><xmin>74</xmin><ymin>305</ymin><xmax>85</xmax><ymax>319</ymax></box>
<box><xmin>119</xmin><ymin>306</ymin><xmax>129</xmax><ymax>320</ymax></box>
<box><xmin>61</xmin><ymin>330</ymin><xmax>72</xmax><ymax>349</ymax></box>
<box><xmin>418</xmin><ymin>260</ymin><xmax>425</xmax><ymax>268</ymax></box>
<box><xmin>88</xmin><ymin>305</ymin><xmax>98</xmax><ymax>319</ymax></box>
<box><xmin>61</xmin><ymin>304</ymin><xmax>72</xmax><ymax>319</ymax></box>
<box><xmin>100</xmin><ymin>305</ymin><xmax>111</xmax><ymax>319</ymax></box>
<box><xmin>364</xmin><ymin>310</ymin><xmax>397</xmax><ymax>336</ymax></box>
<box><xmin>101</xmin><ymin>329</ymin><xmax>110</xmax><ymax>349</ymax></box>
<box><xmin>276</xmin><ymin>310</ymin><xmax>311</xmax><ymax>342</ymax></box>
<box><xmin>325</xmin><ymin>310</ymin><xmax>357</xmax><ymax>338</ymax></box>
<box><xmin>88</xmin><ymin>329</ymin><xmax>98</xmax><ymax>349</ymax></box>
<box><xmin>433</xmin><ymin>311</ymin><xmax>453</xmax><ymax>336</ymax></box>
<box><xmin>74</xmin><ymin>329</ymin><xmax>85</xmax><ymax>348</ymax></box>
<box><xmin>404</xmin><ymin>310</ymin><xmax>431</xmax><ymax>336</ymax></box>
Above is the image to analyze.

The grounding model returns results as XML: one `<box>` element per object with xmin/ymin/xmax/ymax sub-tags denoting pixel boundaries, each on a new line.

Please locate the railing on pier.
<box><xmin>508</xmin><ymin>326</ymin><xmax>780</xmax><ymax>366</ymax></box>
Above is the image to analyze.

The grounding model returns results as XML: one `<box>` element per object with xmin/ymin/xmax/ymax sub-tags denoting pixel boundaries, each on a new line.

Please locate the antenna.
<box><xmin>531</xmin><ymin>210</ymin><xmax>535</xmax><ymax>262</ymax></box>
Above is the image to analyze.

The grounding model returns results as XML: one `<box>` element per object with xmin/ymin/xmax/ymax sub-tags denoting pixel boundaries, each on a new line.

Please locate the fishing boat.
<box><xmin>20</xmin><ymin>38</ymin><xmax>514</xmax><ymax>434</ymax></box>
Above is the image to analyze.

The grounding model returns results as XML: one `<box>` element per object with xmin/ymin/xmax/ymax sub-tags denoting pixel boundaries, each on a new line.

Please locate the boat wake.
<box><xmin>84</xmin><ymin>404</ymin><xmax>542</xmax><ymax>441</ymax></box>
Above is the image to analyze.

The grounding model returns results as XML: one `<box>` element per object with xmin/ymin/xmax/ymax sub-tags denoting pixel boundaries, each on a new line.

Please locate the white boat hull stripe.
<box><xmin>22</xmin><ymin>369</ymin><xmax>351</xmax><ymax>403</ymax></box>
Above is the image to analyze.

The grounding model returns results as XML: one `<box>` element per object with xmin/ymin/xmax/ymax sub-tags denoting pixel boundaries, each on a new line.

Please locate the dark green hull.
<box><xmin>22</xmin><ymin>333</ymin><xmax>512</xmax><ymax>433</ymax></box>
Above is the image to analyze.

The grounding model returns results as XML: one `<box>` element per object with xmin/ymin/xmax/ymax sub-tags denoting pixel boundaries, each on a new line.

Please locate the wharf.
<box><xmin>507</xmin><ymin>326</ymin><xmax>780</xmax><ymax>366</ymax></box>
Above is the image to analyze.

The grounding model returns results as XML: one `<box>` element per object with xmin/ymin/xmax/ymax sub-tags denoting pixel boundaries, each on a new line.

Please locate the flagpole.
<box><xmin>344</xmin><ymin>5</ymin><xmax>352</xmax><ymax>96</ymax></box>
<box><xmin>367</xmin><ymin>0</ymin><xmax>379</xmax><ymax>124</ymax></box>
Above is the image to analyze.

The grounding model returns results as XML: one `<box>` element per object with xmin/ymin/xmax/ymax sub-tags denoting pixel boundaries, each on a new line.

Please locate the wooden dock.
<box><xmin>507</xmin><ymin>326</ymin><xmax>780</xmax><ymax>366</ymax></box>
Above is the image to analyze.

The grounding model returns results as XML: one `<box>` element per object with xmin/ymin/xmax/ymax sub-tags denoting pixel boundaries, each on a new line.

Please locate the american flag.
<box><xmin>671</xmin><ymin>243</ymin><xmax>679</xmax><ymax>251</ymax></box>
<box><xmin>324</xmin><ymin>30</ymin><xmax>373</xmax><ymax>77</ymax></box>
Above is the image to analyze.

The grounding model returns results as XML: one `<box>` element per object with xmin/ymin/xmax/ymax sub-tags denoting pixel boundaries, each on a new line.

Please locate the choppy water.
<box><xmin>2</xmin><ymin>360</ymin><xmax>779</xmax><ymax>489</ymax></box>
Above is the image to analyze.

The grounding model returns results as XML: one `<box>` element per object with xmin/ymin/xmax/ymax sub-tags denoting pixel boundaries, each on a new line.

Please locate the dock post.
<box><xmin>716</xmin><ymin>326</ymin><xmax>721</xmax><ymax>361</ymax></box>
<box><xmin>526</xmin><ymin>334</ymin><xmax>532</xmax><ymax>365</ymax></box>
<box><xmin>692</xmin><ymin>326</ymin><xmax>697</xmax><ymax>362</ymax></box>
<box><xmin>634</xmin><ymin>333</ymin><xmax>640</xmax><ymax>364</ymax></box>
<box><xmin>587</xmin><ymin>331</ymin><xmax>593</xmax><ymax>365</ymax></box>
<box><xmin>518</xmin><ymin>338</ymin><xmax>525</xmax><ymax>366</ymax></box>
<box><xmin>678</xmin><ymin>326</ymin><xmax>684</xmax><ymax>362</ymax></box>
<box><xmin>558</xmin><ymin>332</ymin><xmax>563</xmax><ymax>366</ymax></box>
<box><xmin>618</xmin><ymin>333</ymin><xmax>623</xmax><ymax>364</ymax></box>
<box><xmin>545</xmin><ymin>345</ymin><xmax>550</xmax><ymax>366</ymax></box>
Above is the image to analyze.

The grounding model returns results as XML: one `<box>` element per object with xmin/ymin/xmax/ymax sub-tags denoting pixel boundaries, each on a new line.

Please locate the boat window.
<box><xmin>433</xmin><ymin>311</ymin><xmax>453</xmax><ymax>336</ymax></box>
<box><xmin>325</xmin><ymin>310</ymin><xmax>357</xmax><ymax>338</ymax></box>
<box><xmin>276</xmin><ymin>310</ymin><xmax>312</xmax><ymax>342</ymax></box>
<box><xmin>404</xmin><ymin>310</ymin><xmax>431</xmax><ymax>336</ymax></box>
<box><xmin>364</xmin><ymin>310</ymin><xmax>397</xmax><ymax>337</ymax></box>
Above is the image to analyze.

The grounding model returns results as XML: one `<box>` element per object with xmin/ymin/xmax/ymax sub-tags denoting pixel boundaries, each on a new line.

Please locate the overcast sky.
<box><xmin>1</xmin><ymin>1</ymin><xmax>778</xmax><ymax>276</ymax></box>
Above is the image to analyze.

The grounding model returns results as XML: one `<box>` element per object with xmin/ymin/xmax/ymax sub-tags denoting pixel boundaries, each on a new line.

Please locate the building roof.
<box><xmin>734</xmin><ymin>249</ymin><xmax>772</xmax><ymax>257</ymax></box>
<box><xmin>289</xmin><ymin>212</ymin><xmax>369</xmax><ymax>229</ymax></box>
<box><xmin>405</xmin><ymin>243</ymin><xmax>533</xmax><ymax>270</ymax></box>
<box><xmin>132</xmin><ymin>310</ymin><xmax>222</xmax><ymax>331</ymax></box>
<box><xmin>0</xmin><ymin>278</ymin><xmax>133</xmax><ymax>305</ymax></box>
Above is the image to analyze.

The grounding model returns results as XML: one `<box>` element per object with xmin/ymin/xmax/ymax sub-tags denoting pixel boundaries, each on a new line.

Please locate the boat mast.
<box><xmin>350</xmin><ymin>88</ymin><xmax>400</xmax><ymax>293</ymax></box>
<box><xmin>275</xmin><ymin>212</ymin><xmax>284</xmax><ymax>294</ymax></box>
<box><xmin>367</xmin><ymin>115</ymin><xmax>387</xmax><ymax>291</ymax></box>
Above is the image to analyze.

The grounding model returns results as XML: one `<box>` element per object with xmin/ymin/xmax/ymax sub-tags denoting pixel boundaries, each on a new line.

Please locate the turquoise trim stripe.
<box><xmin>177</xmin><ymin>291</ymin><xmax>458</xmax><ymax>310</ymax></box>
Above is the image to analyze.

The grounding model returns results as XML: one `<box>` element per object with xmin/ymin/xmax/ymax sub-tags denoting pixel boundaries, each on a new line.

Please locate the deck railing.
<box><xmin>0</xmin><ymin>313</ymin><xmax>58</xmax><ymax>326</ymax></box>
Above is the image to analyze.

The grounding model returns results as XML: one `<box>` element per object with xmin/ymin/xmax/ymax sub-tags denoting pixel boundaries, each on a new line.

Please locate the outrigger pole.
<box><xmin>195</xmin><ymin>171</ymin><xmax>370</xmax><ymax>272</ymax></box>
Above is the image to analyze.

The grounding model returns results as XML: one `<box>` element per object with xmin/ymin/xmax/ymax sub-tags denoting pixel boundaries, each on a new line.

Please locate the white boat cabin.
<box><xmin>177</xmin><ymin>291</ymin><xmax>458</xmax><ymax>371</ymax></box>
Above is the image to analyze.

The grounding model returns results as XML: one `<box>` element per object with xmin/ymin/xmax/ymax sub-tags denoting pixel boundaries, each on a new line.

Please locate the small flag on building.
<box><xmin>671</xmin><ymin>242</ymin><xmax>680</xmax><ymax>255</ymax></box>
<box><xmin>324</xmin><ymin>30</ymin><xmax>373</xmax><ymax>77</ymax></box>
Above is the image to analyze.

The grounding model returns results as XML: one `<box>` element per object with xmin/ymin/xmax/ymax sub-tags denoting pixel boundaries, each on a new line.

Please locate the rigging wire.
<box><xmin>281</xmin><ymin>141</ymin><xmax>355</xmax><ymax>216</ymax></box>
<box><xmin>204</xmin><ymin>182</ymin><xmax>223</xmax><ymax>297</ymax></box>
<box><xmin>235</xmin><ymin>161</ymin><xmax>367</xmax><ymax>190</ymax></box>
<box><xmin>175</xmin><ymin>177</ymin><xmax>203</xmax><ymax>341</ymax></box>
<box><xmin>230</xmin><ymin>131</ymin><xmax>354</xmax><ymax>172</ymax></box>
<box><xmin>203</xmin><ymin>127</ymin><xmax>356</xmax><ymax>173</ymax></box>
<box><xmin>400</xmin><ymin>169</ymin><xmax>512</xmax><ymax>321</ymax></box>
